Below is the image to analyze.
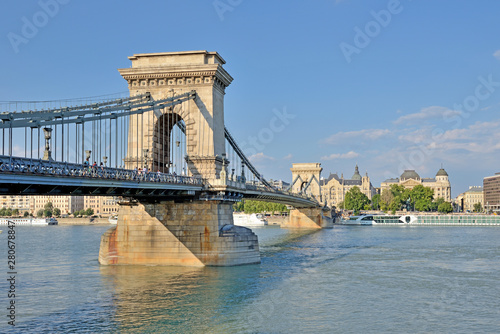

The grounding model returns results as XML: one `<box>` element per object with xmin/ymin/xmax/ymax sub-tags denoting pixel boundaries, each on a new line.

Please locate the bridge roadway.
<box><xmin>0</xmin><ymin>155</ymin><xmax>319</xmax><ymax>208</ymax></box>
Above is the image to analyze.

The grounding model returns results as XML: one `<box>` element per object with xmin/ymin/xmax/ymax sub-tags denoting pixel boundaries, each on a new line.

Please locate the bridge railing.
<box><xmin>0</xmin><ymin>156</ymin><xmax>203</xmax><ymax>186</ymax></box>
<box><xmin>202</xmin><ymin>175</ymin><xmax>318</xmax><ymax>203</ymax></box>
<box><xmin>243</xmin><ymin>181</ymin><xmax>320</xmax><ymax>202</ymax></box>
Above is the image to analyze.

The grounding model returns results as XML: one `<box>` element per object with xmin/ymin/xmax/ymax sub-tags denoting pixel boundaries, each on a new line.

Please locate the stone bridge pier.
<box><xmin>99</xmin><ymin>200</ymin><xmax>260</xmax><ymax>266</ymax></box>
<box><xmin>283</xmin><ymin>207</ymin><xmax>334</xmax><ymax>229</ymax></box>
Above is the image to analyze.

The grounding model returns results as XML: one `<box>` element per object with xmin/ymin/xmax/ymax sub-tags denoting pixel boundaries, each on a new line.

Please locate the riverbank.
<box><xmin>266</xmin><ymin>216</ymin><xmax>288</xmax><ymax>226</ymax></box>
<box><xmin>58</xmin><ymin>218</ymin><xmax>113</xmax><ymax>225</ymax></box>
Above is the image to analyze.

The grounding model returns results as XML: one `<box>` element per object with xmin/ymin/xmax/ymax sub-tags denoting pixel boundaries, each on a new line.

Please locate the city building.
<box><xmin>31</xmin><ymin>195</ymin><xmax>84</xmax><ymax>216</ymax></box>
<box><xmin>250</xmin><ymin>179</ymin><xmax>291</xmax><ymax>191</ymax></box>
<box><xmin>0</xmin><ymin>195</ymin><xmax>32</xmax><ymax>214</ymax></box>
<box><xmin>381</xmin><ymin>168</ymin><xmax>451</xmax><ymax>202</ymax></box>
<box><xmin>456</xmin><ymin>186</ymin><xmax>484</xmax><ymax>212</ymax></box>
<box><xmin>268</xmin><ymin>179</ymin><xmax>290</xmax><ymax>191</ymax></box>
<box><xmin>320</xmin><ymin>165</ymin><xmax>377</xmax><ymax>208</ymax></box>
<box><xmin>84</xmin><ymin>196</ymin><xmax>120</xmax><ymax>215</ymax></box>
<box><xmin>483</xmin><ymin>172</ymin><xmax>500</xmax><ymax>212</ymax></box>
<box><xmin>0</xmin><ymin>194</ymin><xmax>121</xmax><ymax>216</ymax></box>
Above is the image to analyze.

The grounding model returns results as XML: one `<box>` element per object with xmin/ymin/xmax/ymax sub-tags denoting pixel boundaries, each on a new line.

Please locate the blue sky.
<box><xmin>1</xmin><ymin>0</ymin><xmax>500</xmax><ymax>197</ymax></box>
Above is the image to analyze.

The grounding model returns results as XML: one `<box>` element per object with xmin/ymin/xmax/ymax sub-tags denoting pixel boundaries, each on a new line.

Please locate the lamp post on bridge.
<box><xmin>167</xmin><ymin>161</ymin><xmax>172</xmax><ymax>174</ymax></box>
<box><xmin>142</xmin><ymin>149</ymin><xmax>149</xmax><ymax>169</ymax></box>
<box><xmin>175</xmin><ymin>140</ymin><xmax>180</xmax><ymax>174</ymax></box>
<box><xmin>241</xmin><ymin>162</ymin><xmax>246</xmax><ymax>184</ymax></box>
<box><xmin>42</xmin><ymin>127</ymin><xmax>53</xmax><ymax>161</ymax></box>
<box><xmin>220</xmin><ymin>153</ymin><xmax>227</xmax><ymax>183</ymax></box>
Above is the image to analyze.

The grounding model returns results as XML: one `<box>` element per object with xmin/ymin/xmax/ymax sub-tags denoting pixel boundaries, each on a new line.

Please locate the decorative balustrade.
<box><xmin>0</xmin><ymin>155</ymin><xmax>319</xmax><ymax>206</ymax></box>
<box><xmin>0</xmin><ymin>156</ymin><xmax>203</xmax><ymax>186</ymax></box>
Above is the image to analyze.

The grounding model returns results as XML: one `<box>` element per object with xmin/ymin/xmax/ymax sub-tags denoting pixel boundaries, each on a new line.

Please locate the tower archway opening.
<box><xmin>152</xmin><ymin>110</ymin><xmax>187</xmax><ymax>175</ymax></box>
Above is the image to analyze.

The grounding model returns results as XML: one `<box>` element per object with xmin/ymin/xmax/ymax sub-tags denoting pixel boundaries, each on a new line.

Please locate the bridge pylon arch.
<box><xmin>119</xmin><ymin>50</ymin><xmax>233</xmax><ymax>180</ymax></box>
<box><xmin>290</xmin><ymin>163</ymin><xmax>323</xmax><ymax>203</ymax></box>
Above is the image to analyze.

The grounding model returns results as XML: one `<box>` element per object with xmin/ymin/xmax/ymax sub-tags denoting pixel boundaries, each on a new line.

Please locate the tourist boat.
<box><xmin>398</xmin><ymin>215</ymin><xmax>418</xmax><ymax>224</ymax></box>
<box><xmin>339</xmin><ymin>215</ymin><xmax>376</xmax><ymax>225</ymax></box>
<box><xmin>0</xmin><ymin>218</ymin><xmax>58</xmax><ymax>225</ymax></box>
<box><xmin>340</xmin><ymin>214</ymin><xmax>500</xmax><ymax>226</ymax></box>
<box><xmin>108</xmin><ymin>215</ymin><xmax>118</xmax><ymax>224</ymax></box>
<box><xmin>339</xmin><ymin>214</ymin><xmax>420</xmax><ymax>225</ymax></box>
<box><xmin>233</xmin><ymin>213</ymin><xmax>268</xmax><ymax>227</ymax></box>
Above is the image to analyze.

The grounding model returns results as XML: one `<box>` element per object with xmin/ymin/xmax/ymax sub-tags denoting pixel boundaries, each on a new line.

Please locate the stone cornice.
<box><xmin>119</xmin><ymin>64</ymin><xmax>233</xmax><ymax>88</ymax></box>
<box><xmin>291</xmin><ymin>169</ymin><xmax>322</xmax><ymax>174</ymax></box>
<box><xmin>128</xmin><ymin>50</ymin><xmax>226</xmax><ymax>64</ymax></box>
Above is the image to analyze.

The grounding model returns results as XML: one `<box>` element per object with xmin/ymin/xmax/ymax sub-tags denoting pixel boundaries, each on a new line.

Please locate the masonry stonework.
<box><xmin>282</xmin><ymin>207</ymin><xmax>334</xmax><ymax>229</ymax></box>
<box><xmin>99</xmin><ymin>200</ymin><xmax>260</xmax><ymax>266</ymax></box>
<box><xmin>118</xmin><ymin>51</ymin><xmax>232</xmax><ymax>180</ymax></box>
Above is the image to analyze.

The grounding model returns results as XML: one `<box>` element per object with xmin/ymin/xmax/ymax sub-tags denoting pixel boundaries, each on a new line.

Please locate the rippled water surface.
<box><xmin>1</xmin><ymin>224</ymin><xmax>499</xmax><ymax>333</ymax></box>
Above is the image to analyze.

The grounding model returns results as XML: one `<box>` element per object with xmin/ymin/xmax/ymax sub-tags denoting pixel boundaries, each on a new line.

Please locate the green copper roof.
<box><xmin>401</xmin><ymin>170</ymin><xmax>420</xmax><ymax>180</ymax></box>
<box><xmin>351</xmin><ymin>165</ymin><xmax>362</xmax><ymax>181</ymax></box>
<box><xmin>436</xmin><ymin>168</ymin><xmax>448</xmax><ymax>176</ymax></box>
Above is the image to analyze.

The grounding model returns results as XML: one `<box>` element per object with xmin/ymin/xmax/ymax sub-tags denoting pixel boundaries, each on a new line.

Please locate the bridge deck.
<box><xmin>0</xmin><ymin>155</ymin><xmax>320</xmax><ymax>207</ymax></box>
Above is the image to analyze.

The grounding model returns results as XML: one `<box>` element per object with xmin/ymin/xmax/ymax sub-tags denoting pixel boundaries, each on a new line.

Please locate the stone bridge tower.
<box><xmin>118</xmin><ymin>51</ymin><xmax>233</xmax><ymax>180</ymax></box>
<box><xmin>99</xmin><ymin>51</ymin><xmax>260</xmax><ymax>267</ymax></box>
<box><xmin>290</xmin><ymin>163</ymin><xmax>323</xmax><ymax>202</ymax></box>
<box><xmin>285</xmin><ymin>163</ymin><xmax>333</xmax><ymax>229</ymax></box>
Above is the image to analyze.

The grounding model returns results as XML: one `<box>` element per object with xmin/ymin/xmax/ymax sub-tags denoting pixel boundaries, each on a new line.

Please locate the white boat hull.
<box><xmin>338</xmin><ymin>215</ymin><xmax>375</xmax><ymax>225</ymax></box>
<box><xmin>339</xmin><ymin>220</ymin><xmax>374</xmax><ymax>225</ymax></box>
<box><xmin>0</xmin><ymin>218</ymin><xmax>58</xmax><ymax>225</ymax></box>
<box><xmin>233</xmin><ymin>213</ymin><xmax>268</xmax><ymax>227</ymax></box>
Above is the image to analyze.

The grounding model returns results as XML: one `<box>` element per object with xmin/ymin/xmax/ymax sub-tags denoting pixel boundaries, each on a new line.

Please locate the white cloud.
<box><xmin>249</xmin><ymin>152</ymin><xmax>275</xmax><ymax>163</ymax></box>
<box><xmin>393</xmin><ymin>106</ymin><xmax>462</xmax><ymax>125</ymax></box>
<box><xmin>355</xmin><ymin>119</ymin><xmax>500</xmax><ymax>188</ymax></box>
<box><xmin>397</xmin><ymin>120</ymin><xmax>500</xmax><ymax>155</ymax></box>
<box><xmin>494</xmin><ymin>50</ymin><xmax>500</xmax><ymax>60</ymax></box>
<box><xmin>321</xmin><ymin>151</ymin><xmax>359</xmax><ymax>160</ymax></box>
<box><xmin>398</xmin><ymin>126</ymin><xmax>435</xmax><ymax>143</ymax></box>
<box><xmin>320</xmin><ymin>129</ymin><xmax>391</xmax><ymax>145</ymax></box>
<box><xmin>432</xmin><ymin>120</ymin><xmax>500</xmax><ymax>153</ymax></box>
<box><xmin>282</xmin><ymin>153</ymin><xmax>293</xmax><ymax>160</ymax></box>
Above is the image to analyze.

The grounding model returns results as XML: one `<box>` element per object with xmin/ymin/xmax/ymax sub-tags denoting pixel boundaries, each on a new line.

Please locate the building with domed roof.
<box><xmin>380</xmin><ymin>168</ymin><xmax>451</xmax><ymax>201</ymax></box>
<box><xmin>320</xmin><ymin>164</ymin><xmax>376</xmax><ymax>208</ymax></box>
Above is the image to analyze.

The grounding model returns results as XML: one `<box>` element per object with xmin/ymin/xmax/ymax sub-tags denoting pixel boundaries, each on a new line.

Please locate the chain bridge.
<box><xmin>0</xmin><ymin>51</ymin><xmax>333</xmax><ymax>266</ymax></box>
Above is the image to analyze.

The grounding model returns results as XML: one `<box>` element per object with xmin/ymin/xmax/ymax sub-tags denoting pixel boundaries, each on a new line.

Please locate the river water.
<box><xmin>0</xmin><ymin>224</ymin><xmax>499</xmax><ymax>333</ymax></box>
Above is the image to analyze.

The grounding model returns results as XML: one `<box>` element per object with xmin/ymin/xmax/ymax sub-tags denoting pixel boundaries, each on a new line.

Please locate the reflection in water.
<box><xmin>99</xmin><ymin>228</ymin><xmax>322</xmax><ymax>333</ymax></box>
<box><xmin>100</xmin><ymin>263</ymin><xmax>263</xmax><ymax>332</ymax></box>
<box><xmin>3</xmin><ymin>225</ymin><xmax>500</xmax><ymax>333</ymax></box>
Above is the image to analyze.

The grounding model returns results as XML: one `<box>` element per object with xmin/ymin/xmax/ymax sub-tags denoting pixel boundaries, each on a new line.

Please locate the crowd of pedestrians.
<box><xmin>81</xmin><ymin>158</ymin><xmax>198</xmax><ymax>184</ymax></box>
<box><xmin>1</xmin><ymin>156</ymin><xmax>201</xmax><ymax>186</ymax></box>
